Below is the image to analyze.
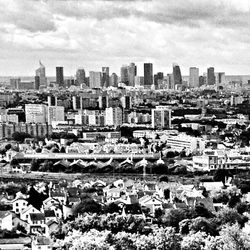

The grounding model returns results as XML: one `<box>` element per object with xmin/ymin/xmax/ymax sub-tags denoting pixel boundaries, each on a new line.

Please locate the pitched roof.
<box><xmin>30</xmin><ymin>213</ymin><xmax>45</xmax><ymax>221</ymax></box>
<box><xmin>34</xmin><ymin>236</ymin><xmax>52</xmax><ymax>245</ymax></box>
<box><xmin>44</xmin><ymin>210</ymin><xmax>56</xmax><ymax>217</ymax></box>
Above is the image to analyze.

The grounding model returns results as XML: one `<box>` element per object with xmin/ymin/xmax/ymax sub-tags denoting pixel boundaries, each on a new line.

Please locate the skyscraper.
<box><xmin>35</xmin><ymin>61</ymin><xmax>46</xmax><ymax>88</ymax></box>
<box><xmin>173</xmin><ymin>63</ymin><xmax>182</xmax><ymax>87</ymax></box>
<box><xmin>110</xmin><ymin>73</ymin><xmax>118</xmax><ymax>87</ymax></box>
<box><xmin>207</xmin><ymin>67</ymin><xmax>215</xmax><ymax>85</ymax></box>
<box><xmin>102</xmin><ymin>67</ymin><xmax>110</xmax><ymax>88</ymax></box>
<box><xmin>76</xmin><ymin>68</ymin><xmax>86</xmax><ymax>86</ymax></box>
<box><xmin>128</xmin><ymin>63</ymin><xmax>137</xmax><ymax>86</ymax></box>
<box><xmin>34</xmin><ymin>76</ymin><xmax>40</xmax><ymax>90</ymax></box>
<box><xmin>89</xmin><ymin>71</ymin><xmax>102</xmax><ymax>88</ymax></box>
<box><xmin>189</xmin><ymin>67</ymin><xmax>199</xmax><ymax>88</ymax></box>
<box><xmin>154</xmin><ymin>72</ymin><xmax>164</xmax><ymax>89</ymax></box>
<box><xmin>144</xmin><ymin>63</ymin><xmax>153</xmax><ymax>88</ymax></box>
<box><xmin>120</xmin><ymin>65</ymin><xmax>129</xmax><ymax>85</ymax></box>
<box><xmin>56</xmin><ymin>67</ymin><xmax>64</xmax><ymax>87</ymax></box>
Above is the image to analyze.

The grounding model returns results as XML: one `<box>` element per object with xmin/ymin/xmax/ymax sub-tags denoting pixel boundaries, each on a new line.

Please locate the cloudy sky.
<box><xmin>1</xmin><ymin>0</ymin><xmax>250</xmax><ymax>76</ymax></box>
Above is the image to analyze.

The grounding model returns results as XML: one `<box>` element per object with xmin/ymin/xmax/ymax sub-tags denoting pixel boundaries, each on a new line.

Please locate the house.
<box><xmin>139</xmin><ymin>195</ymin><xmax>163</xmax><ymax>214</ymax></box>
<box><xmin>51</xmin><ymin>191</ymin><xmax>66</xmax><ymax>204</ymax></box>
<box><xmin>0</xmin><ymin>211</ymin><xmax>13</xmax><ymax>231</ymax></box>
<box><xmin>28</xmin><ymin>213</ymin><xmax>46</xmax><ymax>235</ymax></box>
<box><xmin>43</xmin><ymin>197</ymin><xmax>59</xmax><ymax>210</ymax></box>
<box><xmin>12</xmin><ymin>217</ymin><xmax>29</xmax><ymax>233</ymax></box>
<box><xmin>20</xmin><ymin>205</ymin><xmax>40</xmax><ymax>222</ymax></box>
<box><xmin>103</xmin><ymin>187</ymin><xmax>122</xmax><ymax>200</ymax></box>
<box><xmin>0</xmin><ymin>237</ymin><xmax>31</xmax><ymax>250</ymax></box>
<box><xmin>46</xmin><ymin>220</ymin><xmax>59</xmax><ymax>235</ymax></box>
<box><xmin>199</xmin><ymin>181</ymin><xmax>224</xmax><ymax>192</ymax></box>
<box><xmin>44</xmin><ymin>210</ymin><xmax>57</xmax><ymax>223</ymax></box>
<box><xmin>32</xmin><ymin>236</ymin><xmax>52</xmax><ymax>250</ymax></box>
<box><xmin>12</xmin><ymin>197</ymin><xmax>28</xmax><ymax>214</ymax></box>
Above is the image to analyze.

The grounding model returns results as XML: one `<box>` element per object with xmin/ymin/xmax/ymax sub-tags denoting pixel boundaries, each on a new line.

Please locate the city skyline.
<box><xmin>1</xmin><ymin>0</ymin><xmax>250</xmax><ymax>76</ymax></box>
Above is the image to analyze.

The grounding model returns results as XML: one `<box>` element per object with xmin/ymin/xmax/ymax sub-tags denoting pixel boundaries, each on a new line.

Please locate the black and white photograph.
<box><xmin>0</xmin><ymin>0</ymin><xmax>250</xmax><ymax>249</ymax></box>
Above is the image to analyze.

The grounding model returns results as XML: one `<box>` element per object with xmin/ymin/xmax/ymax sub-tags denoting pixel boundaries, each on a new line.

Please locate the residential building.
<box><xmin>25</xmin><ymin>104</ymin><xmax>47</xmax><ymax>123</ymax></box>
<box><xmin>105</xmin><ymin>107</ymin><xmax>123</xmax><ymax>127</ymax></box>
<box><xmin>151</xmin><ymin>106</ymin><xmax>171</xmax><ymax>129</ymax></box>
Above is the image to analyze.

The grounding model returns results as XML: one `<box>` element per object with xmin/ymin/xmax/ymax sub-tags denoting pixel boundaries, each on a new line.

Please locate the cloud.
<box><xmin>0</xmin><ymin>0</ymin><xmax>250</xmax><ymax>76</ymax></box>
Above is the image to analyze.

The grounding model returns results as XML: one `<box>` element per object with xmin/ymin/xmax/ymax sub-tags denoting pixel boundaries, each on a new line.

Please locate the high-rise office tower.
<box><xmin>173</xmin><ymin>63</ymin><xmax>182</xmax><ymax>87</ymax></box>
<box><xmin>189</xmin><ymin>67</ymin><xmax>199</xmax><ymax>88</ymax></box>
<box><xmin>128</xmin><ymin>63</ymin><xmax>137</xmax><ymax>86</ymax></box>
<box><xmin>34</xmin><ymin>76</ymin><xmax>40</xmax><ymax>90</ymax></box>
<box><xmin>215</xmin><ymin>72</ymin><xmax>225</xmax><ymax>85</ymax></box>
<box><xmin>110</xmin><ymin>73</ymin><xmax>118</xmax><ymax>87</ymax></box>
<box><xmin>207</xmin><ymin>67</ymin><xmax>215</xmax><ymax>85</ymax></box>
<box><xmin>76</xmin><ymin>68</ymin><xmax>86</xmax><ymax>86</ymax></box>
<box><xmin>154</xmin><ymin>72</ymin><xmax>164</xmax><ymax>89</ymax></box>
<box><xmin>89</xmin><ymin>71</ymin><xmax>102</xmax><ymax>88</ymax></box>
<box><xmin>35</xmin><ymin>61</ymin><xmax>47</xmax><ymax>88</ymax></box>
<box><xmin>102</xmin><ymin>67</ymin><xmax>110</xmax><ymax>88</ymax></box>
<box><xmin>144</xmin><ymin>63</ymin><xmax>153</xmax><ymax>88</ymax></box>
<box><xmin>121</xmin><ymin>65</ymin><xmax>129</xmax><ymax>85</ymax></box>
<box><xmin>56</xmin><ymin>67</ymin><xmax>64</xmax><ymax>87</ymax></box>
<box><xmin>199</xmin><ymin>76</ymin><xmax>205</xmax><ymax>86</ymax></box>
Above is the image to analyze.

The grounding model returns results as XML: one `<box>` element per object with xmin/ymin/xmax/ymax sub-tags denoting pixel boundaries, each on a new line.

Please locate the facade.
<box><xmin>120</xmin><ymin>96</ymin><xmax>131</xmax><ymax>109</ymax></box>
<box><xmin>173</xmin><ymin>63</ymin><xmax>182</xmax><ymax>87</ymax></box>
<box><xmin>134</xmin><ymin>76</ymin><xmax>144</xmax><ymax>87</ymax></box>
<box><xmin>76</xmin><ymin>68</ymin><xmax>86</xmax><ymax>86</ymax></box>
<box><xmin>120</xmin><ymin>65</ymin><xmax>129</xmax><ymax>85</ymax></box>
<box><xmin>144</xmin><ymin>63</ymin><xmax>153</xmax><ymax>87</ymax></box>
<box><xmin>189</xmin><ymin>67</ymin><xmax>199</xmax><ymax>88</ymax></box>
<box><xmin>207</xmin><ymin>67</ymin><xmax>215</xmax><ymax>85</ymax></box>
<box><xmin>102</xmin><ymin>67</ymin><xmax>110</xmax><ymax>87</ymax></box>
<box><xmin>151</xmin><ymin>106</ymin><xmax>171</xmax><ymax>129</ymax></box>
<box><xmin>25</xmin><ymin>104</ymin><xmax>47</xmax><ymax>123</ymax></box>
<box><xmin>89</xmin><ymin>71</ymin><xmax>102</xmax><ymax>88</ymax></box>
<box><xmin>128</xmin><ymin>63</ymin><xmax>137</xmax><ymax>87</ymax></box>
<box><xmin>105</xmin><ymin>107</ymin><xmax>123</xmax><ymax>127</ymax></box>
<box><xmin>166</xmin><ymin>134</ymin><xmax>206</xmax><ymax>153</ymax></box>
<box><xmin>35</xmin><ymin>61</ymin><xmax>47</xmax><ymax>88</ymax></box>
<box><xmin>110</xmin><ymin>73</ymin><xmax>118</xmax><ymax>87</ymax></box>
<box><xmin>72</xmin><ymin>96</ymin><xmax>82</xmax><ymax>110</ymax></box>
<box><xmin>56</xmin><ymin>67</ymin><xmax>64</xmax><ymax>87</ymax></box>
<box><xmin>154</xmin><ymin>72</ymin><xmax>164</xmax><ymax>89</ymax></box>
<box><xmin>47</xmin><ymin>106</ymin><xmax>65</xmax><ymax>125</ymax></box>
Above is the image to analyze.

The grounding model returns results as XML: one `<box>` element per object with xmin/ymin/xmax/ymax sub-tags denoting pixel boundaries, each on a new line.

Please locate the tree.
<box><xmin>12</xmin><ymin>132</ymin><xmax>32</xmax><ymax>142</ymax></box>
<box><xmin>30</xmin><ymin>159</ymin><xmax>40</xmax><ymax>171</ymax></box>
<box><xmin>73</xmin><ymin>199</ymin><xmax>102</xmax><ymax>216</ymax></box>
<box><xmin>213</xmin><ymin>169</ymin><xmax>232</xmax><ymax>184</ymax></box>
<box><xmin>104</xmin><ymin>203</ymin><xmax>121</xmax><ymax>214</ymax></box>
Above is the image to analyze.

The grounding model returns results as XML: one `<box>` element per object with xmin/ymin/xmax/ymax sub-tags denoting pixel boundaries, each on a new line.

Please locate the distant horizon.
<box><xmin>1</xmin><ymin>1</ymin><xmax>250</xmax><ymax>76</ymax></box>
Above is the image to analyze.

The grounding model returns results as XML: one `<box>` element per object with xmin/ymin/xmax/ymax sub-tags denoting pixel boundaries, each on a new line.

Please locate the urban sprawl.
<box><xmin>1</xmin><ymin>62</ymin><xmax>250</xmax><ymax>249</ymax></box>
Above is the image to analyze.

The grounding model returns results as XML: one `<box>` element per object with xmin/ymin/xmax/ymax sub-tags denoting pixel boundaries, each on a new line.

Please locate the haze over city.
<box><xmin>1</xmin><ymin>0</ymin><xmax>250</xmax><ymax>76</ymax></box>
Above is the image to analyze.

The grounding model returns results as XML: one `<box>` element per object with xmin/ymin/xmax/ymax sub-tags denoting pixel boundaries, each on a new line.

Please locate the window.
<box><xmin>16</xmin><ymin>203</ymin><xmax>18</xmax><ymax>206</ymax></box>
